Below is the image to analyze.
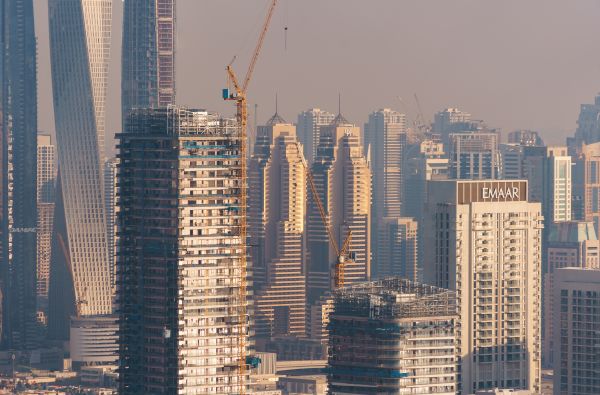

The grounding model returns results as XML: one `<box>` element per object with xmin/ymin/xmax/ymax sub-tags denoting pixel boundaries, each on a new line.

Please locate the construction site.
<box><xmin>327</xmin><ymin>278</ymin><xmax>458</xmax><ymax>394</ymax></box>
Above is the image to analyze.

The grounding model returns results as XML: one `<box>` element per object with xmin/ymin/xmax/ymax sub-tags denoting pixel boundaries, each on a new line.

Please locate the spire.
<box><xmin>266</xmin><ymin>92</ymin><xmax>287</xmax><ymax>125</ymax></box>
<box><xmin>331</xmin><ymin>92</ymin><xmax>350</xmax><ymax>126</ymax></box>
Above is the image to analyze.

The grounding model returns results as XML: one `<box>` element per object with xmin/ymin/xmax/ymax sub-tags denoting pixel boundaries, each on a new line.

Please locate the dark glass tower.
<box><xmin>122</xmin><ymin>0</ymin><xmax>175</xmax><ymax>126</ymax></box>
<box><xmin>0</xmin><ymin>0</ymin><xmax>39</xmax><ymax>350</ymax></box>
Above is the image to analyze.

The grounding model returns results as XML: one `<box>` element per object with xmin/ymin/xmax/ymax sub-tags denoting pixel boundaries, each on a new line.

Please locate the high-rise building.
<box><xmin>364</xmin><ymin>109</ymin><xmax>407</xmax><ymax>278</ymax></box>
<box><xmin>248</xmin><ymin>112</ymin><xmax>307</xmax><ymax>343</ymax></box>
<box><xmin>403</xmin><ymin>139</ymin><xmax>449</xmax><ymax>222</ymax></box>
<box><xmin>0</xmin><ymin>0</ymin><xmax>39</xmax><ymax>350</ymax></box>
<box><xmin>572</xmin><ymin>142</ymin><xmax>600</xmax><ymax>232</ymax></box>
<box><xmin>499</xmin><ymin>143</ymin><xmax>524</xmax><ymax>180</ymax></box>
<box><xmin>449</xmin><ymin>131</ymin><xmax>499</xmax><ymax>180</ymax></box>
<box><xmin>433</xmin><ymin>107</ymin><xmax>473</xmax><ymax>146</ymax></box>
<box><xmin>118</xmin><ymin>108</ymin><xmax>250</xmax><ymax>394</ymax></box>
<box><xmin>327</xmin><ymin>278</ymin><xmax>458</xmax><ymax>395</ymax></box>
<box><xmin>553</xmin><ymin>267</ymin><xmax>600</xmax><ymax>395</ymax></box>
<box><xmin>296</xmin><ymin>108</ymin><xmax>334</xmax><ymax>164</ymax></box>
<box><xmin>306</xmin><ymin>114</ymin><xmax>371</xmax><ymax>308</ymax></box>
<box><xmin>122</xmin><ymin>0</ymin><xmax>175</xmax><ymax>125</ymax></box>
<box><xmin>543</xmin><ymin>147</ymin><xmax>572</xmax><ymax>224</ymax></box>
<box><xmin>508</xmin><ymin>130</ymin><xmax>544</xmax><ymax>147</ymax></box>
<box><xmin>574</xmin><ymin>94</ymin><xmax>600</xmax><ymax>145</ymax></box>
<box><xmin>542</xmin><ymin>221</ymin><xmax>599</xmax><ymax>368</ymax></box>
<box><xmin>36</xmin><ymin>134</ymin><xmax>56</xmax><ymax>320</ymax></box>
<box><xmin>104</xmin><ymin>158</ymin><xmax>118</xmax><ymax>297</ymax></box>
<box><xmin>375</xmin><ymin>217</ymin><xmax>418</xmax><ymax>281</ymax></box>
<box><xmin>424</xmin><ymin>180</ymin><xmax>543</xmax><ymax>394</ymax></box>
<box><xmin>47</xmin><ymin>0</ymin><xmax>114</xmax><ymax>341</ymax></box>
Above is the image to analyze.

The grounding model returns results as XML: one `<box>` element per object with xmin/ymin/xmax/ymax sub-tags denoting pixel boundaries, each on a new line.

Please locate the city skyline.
<box><xmin>34</xmin><ymin>0</ymin><xmax>600</xmax><ymax>152</ymax></box>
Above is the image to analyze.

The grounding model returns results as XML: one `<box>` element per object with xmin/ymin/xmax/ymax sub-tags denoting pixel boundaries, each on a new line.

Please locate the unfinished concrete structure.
<box><xmin>327</xmin><ymin>278</ymin><xmax>458</xmax><ymax>394</ymax></box>
<box><xmin>118</xmin><ymin>108</ymin><xmax>251</xmax><ymax>394</ymax></box>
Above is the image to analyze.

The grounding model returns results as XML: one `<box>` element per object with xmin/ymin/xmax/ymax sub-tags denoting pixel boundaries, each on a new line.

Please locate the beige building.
<box><xmin>249</xmin><ymin>112</ymin><xmax>307</xmax><ymax>343</ymax></box>
<box><xmin>552</xmin><ymin>267</ymin><xmax>600</xmax><ymax>395</ymax></box>
<box><xmin>424</xmin><ymin>180</ymin><xmax>543</xmax><ymax>394</ymax></box>
<box><xmin>542</xmin><ymin>221</ymin><xmax>599</xmax><ymax>367</ymax></box>
<box><xmin>306</xmin><ymin>114</ymin><xmax>371</xmax><ymax>310</ymax></box>
<box><xmin>36</xmin><ymin>134</ymin><xmax>56</xmax><ymax>320</ymax></box>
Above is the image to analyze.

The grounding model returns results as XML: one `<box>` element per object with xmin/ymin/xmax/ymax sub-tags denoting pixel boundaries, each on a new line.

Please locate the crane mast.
<box><xmin>223</xmin><ymin>0</ymin><xmax>278</xmax><ymax>392</ymax></box>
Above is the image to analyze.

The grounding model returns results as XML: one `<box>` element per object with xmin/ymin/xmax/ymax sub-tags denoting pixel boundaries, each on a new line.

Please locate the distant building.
<box><xmin>36</xmin><ymin>135</ymin><xmax>57</xmax><ymax>319</ymax></box>
<box><xmin>450</xmin><ymin>131</ymin><xmax>499</xmax><ymax>180</ymax></box>
<box><xmin>542</xmin><ymin>221</ymin><xmax>599</xmax><ymax>368</ymax></box>
<box><xmin>424</xmin><ymin>180</ymin><xmax>542</xmax><ymax>394</ymax></box>
<box><xmin>375</xmin><ymin>217</ymin><xmax>418</xmax><ymax>281</ymax></box>
<box><xmin>327</xmin><ymin>278</ymin><xmax>458</xmax><ymax>395</ymax></box>
<box><xmin>297</xmin><ymin>108</ymin><xmax>335</xmax><ymax>164</ymax></box>
<box><xmin>121</xmin><ymin>0</ymin><xmax>175</xmax><ymax>126</ymax></box>
<box><xmin>499</xmin><ymin>143</ymin><xmax>524</xmax><ymax>180</ymax></box>
<box><xmin>306</xmin><ymin>114</ymin><xmax>371</xmax><ymax>308</ymax></box>
<box><xmin>249</xmin><ymin>111</ymin><xmax>307</xmax><ymax>343</ymax></box>
<box><xmin>364</xmin><ymin>109</ymin><xmax>407</xmax><ymax>278</ymax></box>
<box><xmin>1</xmin><ymin>0</ymin><xmax>39</xmax><ymax>350</ymax></box>
<box><xmin>403</xmin><ymin>139</ymin><xmax>449</xmax><ymax>225</ymax></box>
<box><xmin>572</xmin><ymin>142</ymin><xmax>600</xmax><ymax>232</ymax></box>
<box><xmin>574</xmin><ymin>94</ymin><xmax>600</xmax><ymax>145</ymax></box>
<box><xmin>553</xmin><ymin>268</ymin><xmax>600</xmax><ymax>395</ymax></box>
<box><xmin>117</xmin><ymin>108</ymin><xmax>251</xmax><ymax>393</ymax></box>
<box><xmin>70</xmin><ymin>316</ymin><xmax>118</xmax><ymax>370</ymax></box>
<box><xmin>48</xmin><ymin>0</ymin><xmax>113</xmax><ymax>343</ymax></box>
<box><xmin>508</xmin><ymin>130</ymin><xmax>544</xmax><ymax>147</ymax></box>
<box><xmin>433</xmin><ymin>107</ymin><xmax>473</xmax><ymax>145</ymax></box>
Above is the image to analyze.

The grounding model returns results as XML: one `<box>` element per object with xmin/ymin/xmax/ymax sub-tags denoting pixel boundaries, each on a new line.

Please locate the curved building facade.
<box><xmin>48</xmin><ymin>0</ymin><xmax>113</xmax><ymax>340</ymax></box>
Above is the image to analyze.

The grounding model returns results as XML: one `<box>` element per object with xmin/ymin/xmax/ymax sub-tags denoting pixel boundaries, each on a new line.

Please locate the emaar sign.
<box><xmin>457</xmin><ymin>181</ymin><xmax>527</xmax><ymax>204</ymax></box>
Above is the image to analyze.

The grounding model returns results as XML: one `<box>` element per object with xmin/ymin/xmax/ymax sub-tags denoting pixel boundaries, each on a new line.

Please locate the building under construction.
<box><xmin>327</xmin><ymin>278</ymin><xmax>458</xmax><ymax>395</ymax></box>
<box><xmin>117</xmin><ymin>107</ymin><xmax>251</xmax><ymax>394</ymax></box>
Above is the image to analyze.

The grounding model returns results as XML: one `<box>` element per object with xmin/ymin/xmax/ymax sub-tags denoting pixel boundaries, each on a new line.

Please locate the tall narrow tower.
<box><xmin>306</xmin><ymin>114</ymin><xmax>371</xmax><ymax>307</ymax></box>
<box><xmin>118</xmin><ymin>108</ymin><xmax>250</xmax><ymax>394</ymax></box>
<box><xmin>48</xmin><ymin>0</ymin><xmax>113</xmax><ymax>340</ymax></box>
<box><xmin>249</xmin><ymin>111</ymin><xmax>307</xmax><ymax>344</ymax></box>
<box><xmin>122</xmin><ymin>0</ymin><xmax>176</xmax><ymax>124</ymax></box>
<box><xmin>0</xmin><ymin>0</ymin><xmax>39</xmax><ymax>350</ymax></box>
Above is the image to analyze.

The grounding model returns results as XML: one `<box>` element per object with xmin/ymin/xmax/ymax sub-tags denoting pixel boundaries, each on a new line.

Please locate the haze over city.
<box><xmin>35</xmin><ymin>0</ymin><xmax>600</xmax><ymax>153</ymax></box>
<box><xmin>3</xmin><ymin>0</ymin><xmax>600</xmax><ymax>393</ymax></box>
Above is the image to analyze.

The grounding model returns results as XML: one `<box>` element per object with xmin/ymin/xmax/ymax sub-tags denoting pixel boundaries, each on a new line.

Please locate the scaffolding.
<box><xmin>332</xmin><ymin>277</ymin><xmax>457</xmax><ymax>320</ymax></box>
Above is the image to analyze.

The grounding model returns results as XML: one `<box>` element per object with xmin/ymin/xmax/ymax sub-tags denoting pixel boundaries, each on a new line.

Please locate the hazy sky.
<box><xmin>35</xmin><ymin>0</ymin><xmax>600</xmax><ymax>153</ymax></box>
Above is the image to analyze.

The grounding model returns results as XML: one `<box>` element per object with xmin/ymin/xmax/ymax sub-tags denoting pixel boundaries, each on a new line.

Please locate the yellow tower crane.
<box><xmin>296</xmin><ymin>147</ymin><xmax>353</xmax><ymax>289</ymax></box>
<box><xmin>222</xmin><ymin>0</ymin><xmax>278</xmax><ymax>391</ymax></box>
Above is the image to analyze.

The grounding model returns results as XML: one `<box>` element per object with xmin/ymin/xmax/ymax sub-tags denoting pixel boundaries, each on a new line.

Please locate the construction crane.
<box><xmin>222</xmin><ymin>0</ymin><xmax>278</xmax><ymax>391</ymax></box>
<box><xmin>295</xmin><ymin>146</ymin><xmax>353</xmax><ymax>289</ymax></box>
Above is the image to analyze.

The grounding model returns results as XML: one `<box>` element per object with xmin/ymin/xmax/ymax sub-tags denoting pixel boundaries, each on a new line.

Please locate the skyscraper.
<box><xmin>0</xmin><ymin>0</ymin><xmax>39</xmax><ymax>350</ymax></box>
<box><xmin>118</xmin><ymin>108</ymin><xmax>250</xmax><ymax>394</ymax></box>
<box><xmin>553</xmin><ymin>267</ymin><xmax>600</xmax><ymax>395</ymax></box>
<box><xmin>327</xmin><ymin>278</ymin><xmax>458</xmax><ymax>395</ymax></box>
<box><xmin>403</xmin><ymin>139</ymin><xmax>449</xmax><ymax>222</ymax></box>
<box><xmin>375</xmin><ymin>217</ymin><xmax>418</xmax><ymax>281</ymax></box>
<box><xmin>449</xmin><ymin>131</ymin><xmax>499</xmax><ymax>180</ymax></box>
<box><xmin>122</xmin><ymin>0</ymin><xmax>176</xmax><ymax>123</ymax></box>
<box><xmin>424</xmin><ymin>180</ymin><xmax>543</xmax><ymax>394</ymax></box>
<box><xmin>572</xmin><ymin>142</ymin><xmax>600</xmax><ymax>232</ymax></box>
<box><xmin>48</xmin><ymin>0</ymin><xmax>113</xmax><ymax>340</ymax></box>
<box><xmin>433</xmin><ymin>107</ymin><xmax>473</xmax><ymax>146</ymax></box>
<box><xmin>249</xmin><ymin>112</ymin><xmax>307</xmax><ymax>344</ymax></box>
<box><xmin>364</xmin><ymin>109</ymin><xmax>407</xmax><ymax>278</ymax></box>
<box><xmin>542</xmin><ymin>221</ymin><xmax>599</xmax><ymax>368</ymax></box>
<box><xmin>574</xmin><ymin>94</ymin><xmax>600</xmax><ymax>145</ymax></box>
<box><xmin>36</xmin><ymin>134</ymin><xmax>56</xmax><ymax>321</ymax></box>
<box><xmin>297</xmin><ymin>108</ymin><xmax>334</xmax><ymax>164</ymax></box>
<box><xmin>306</xmin><ymin>114</ymin><xmax>371</xmax><ymax>307</ymax></box>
